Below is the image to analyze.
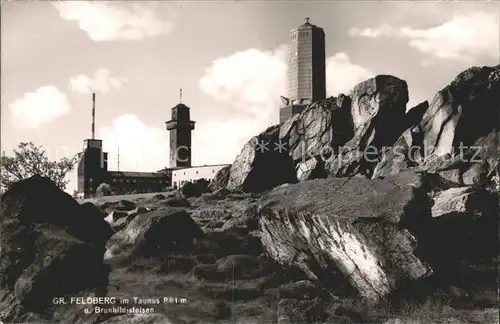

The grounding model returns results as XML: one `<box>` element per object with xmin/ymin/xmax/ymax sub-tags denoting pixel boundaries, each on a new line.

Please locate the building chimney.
<box><xmin>92</xmin><ymin>93</ymin><xmax>96</xmax><ymax>139</ymax></box>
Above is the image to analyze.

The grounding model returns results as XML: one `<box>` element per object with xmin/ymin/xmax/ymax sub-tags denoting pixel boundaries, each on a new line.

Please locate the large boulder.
<box><xmin>208</xmin><ymin>165</ymin><xmax>231</xmax><ymax>192</ymax></box>
<box><xmin>0</xmin><ymin>175</ymin><xmax>112</xmax><ymax>321</ymax></box>
<box><xmin>280</xmin><ymin>94</ymin><xmax>354</xmax><ymax>165</ymax></box>
<box><xmin>99</xmin><ymin>199</ymin><xmax>137</xmax><ymax>214</ymax></box>
<box><xmin>371</xmin><ymin>101</ymin><xmax>429</xmax><ymax>179</ymax></box>
<box><xmin>181</xmin><ymin>179</ymin><xmax>210</xmax><ymax>198</ymax></box>
<box><xmin>416</xmin><ymin>65</ymin><xmax>500</xmax><ymax>186</ymax></box>
<box><xmin>226</xmin><ymin>125</ymin><xmax>297</xmax><ymax>192</ymax></box>
<box><xmin>427</xmin><ymin>187</ymin><xmax>498</xmax><ymax>283</ymax></box>
<box><xmin>295</xmin><ymin>158</ymin><xmax>328</xmax><ymax>182</ymax></box>
<box><xmin>258</xmin><ymin>171</ymin><xmax>433</xmax><ymax>303</ymax></box>
<box><xmin>351</xmin><ymin>75</ymin><xmax>408</xmax><ymax>130</ymax></box>
<box><xmin>326</xmin><ymin>75</ymin><xmax>410</xmax><ymax>177</ymax></box>
<box><xmin>105</xmin><ymin>207</ymin><xmax>204</xmax><ymax>264</ymax></box>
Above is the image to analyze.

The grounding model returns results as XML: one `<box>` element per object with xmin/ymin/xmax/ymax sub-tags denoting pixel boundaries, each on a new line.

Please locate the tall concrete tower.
<box><xmin>288</xmin><ymin>18</ymin><xmax>326</xmax><ymax>104</ymax></box>
<box><xmin>166</xmin><ymin>90</ymin><xmax>195</xmax><ymax>168</ymax></box>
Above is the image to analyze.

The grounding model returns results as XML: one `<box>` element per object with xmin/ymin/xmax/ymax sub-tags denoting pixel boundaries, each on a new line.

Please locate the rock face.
<box><xmin>427</xmin><ymin>187</ymin><xmax>498</xmax><ymax>282</ymax></box>
<box><xmin>226</xmin><ymin>125</ymin><xmax>297</xmax><ymax>192</ymax></box>
<box><xmin>371</xmin><ymin>101</ymin><xmax>429</xmax><ymax>179</ymax></box>
<box><xmin>208</xmin><ymin>165</ymin><xmax>231</xmax><ymax>191</ymax></box>
<box><xmin>351</xmin><ymin>75</ymin><xmax>408</xmax><ymax>130</ymax></box>
<box><xmin>295</xmin><ymin>158</ymin><xmax>327</xmax><ymax>181</ymax></box>
<box><xmin>258</xmin><ymin>171</ymin><xmax>432</xmax><ymax>303</ymax></box>
<box><xmin>416</xmin><ymin>65</ymin><xmax>500</xmax><ymax>186</ymax></box>
<box><xmin>280</xmin><ymin>95</ymin><xmax>353</xmax><ymax>164</ymax></box>
<box><xmin>431</xmin><ymin>187</ymin><xmax>489</xmax><ymax>218</ymax></box>
<box><xmin>327</xmin><ymin>75</ymin><xmax>410</xmax><ymax>177</ymax></box>
<box><xmin>0</xmin><ymin>175</ymin><xmax>112</xmax><ymax>320</ymax></box>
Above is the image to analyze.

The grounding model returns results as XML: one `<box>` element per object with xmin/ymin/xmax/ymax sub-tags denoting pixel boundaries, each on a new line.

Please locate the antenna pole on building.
<box><xmin>180</xmin><ymin>88</ymin><xmax>183</xmax><ymax>103</ymax></box>
<box><xmin>92</xmin><ymin>92</ymin><xmax>96</xmax><ymax>140</ymax></box>
<box><xmin>117</xmin><ymin>146</ymin><xmax>120</xmax><ymax>171</ymax></box>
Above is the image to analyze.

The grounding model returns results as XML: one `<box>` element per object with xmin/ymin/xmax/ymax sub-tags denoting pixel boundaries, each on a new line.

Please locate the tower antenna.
<box><xmin>92</xmin><ymin>92</ymin><xmax>96</xmax><ymax>139</ymax></box>
<box><xmin>180</xmin><ymin>88</ymin><xmax>183</xmax><ymax>103</ymax></box>
<box><xmin>117</xmin><ymin>146</ymin><xmax>120</xmax><ymax>171</ymax></box>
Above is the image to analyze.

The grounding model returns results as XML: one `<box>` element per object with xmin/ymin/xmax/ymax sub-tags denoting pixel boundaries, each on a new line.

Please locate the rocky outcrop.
<box><xmin>105</xmin><ymin>207</ymin><xmax>204</xmax><ymax>264</ymax></box>
<box><xmin>295</xmin><ymin>158</ymin><xmax>327</xmax><ymax>181</ymax></box>
<box><xmin>258</xmin><ymin>171</ymin><xmax>432</xmax><ymax>303</ymax></box>
<box><xmin>371</xmin><ymin>101</ymin><xmax>429</xmax><ymax>179</ymax></box>
<box><xmin>431</xmin><ymin>187</ymin><xmax>491</xmax><ymax>218</ymax></box>
<box><xmin>218</xmin><ymin>66</ymin><xmax>498</xmax><ymax>194</ymax></box>
<box><xmin>326</xmin><ymin>75</ymin><xmax>410</xmax><ymax>177</ymax></box>
<box><xmin>416</xmin><ymin>65</ymin><xmax>500</xmax><ymax>186</ymax></box>
<box><xmin>0</xmin><ymin>175</ymin><xmax>112</xmax><ymax>321</ymax></box>
<box><xmin>280</xmin><ymin>94</ymin><xmax>353</xmax><ymax>163</ymax></box>
<box><xmin>208</xmin><ymin>165</ymin><xmax>231</xmax><ymax>192</ymax></box>
<box><xmin>226</xmin><ymin>125</ymin><xmax>297</xmax><ymax>192</ymax></box>
<box><xmin>351</xmin><ymin>75</ymin><xmax>408</xmax><ymax>130</ymax></box>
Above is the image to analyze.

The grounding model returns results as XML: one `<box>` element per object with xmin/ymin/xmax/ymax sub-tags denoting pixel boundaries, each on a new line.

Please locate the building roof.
<box><xmin>292</xmin><ymin>18</ymin><xmax>323</xmax><ymax>31</ymax></box>
<box><xmin>172</xmin><ymin>103</ymin><xmax>190</xmax><ymax>110</ymax></box>
<box><xmin>109</xmin><ymin>171</ymin><xmax>169</xmax><ymax>178</ymax></box>
<box><xmin>171</xmin><ymin>164</ymin><xmax>231</xmax><ymax>171</ymax></box>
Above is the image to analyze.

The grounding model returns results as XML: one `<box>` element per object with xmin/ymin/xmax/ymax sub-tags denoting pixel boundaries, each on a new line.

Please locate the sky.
<box><xmin>1</xmin><ymin>1</ymin><xmax>499</xmax><ymax>194</ymax></box>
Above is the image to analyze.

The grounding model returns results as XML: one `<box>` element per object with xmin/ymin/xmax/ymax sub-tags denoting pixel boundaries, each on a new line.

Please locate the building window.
<box><xmin>196</xmin><ymin>171</ymin><xmax>198</xmax><ymax>174</ymax></box>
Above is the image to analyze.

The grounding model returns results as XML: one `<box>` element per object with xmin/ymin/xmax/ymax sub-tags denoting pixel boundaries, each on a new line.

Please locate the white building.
<box><xmin>171</xmin><ymin>164</ymin><xmax>230</xmax><ymax>188</ymax></box>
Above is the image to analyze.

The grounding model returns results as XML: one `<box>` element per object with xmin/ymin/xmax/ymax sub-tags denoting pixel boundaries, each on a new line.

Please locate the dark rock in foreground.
<box><xmin>0</xmin><ymin>175</ymin><xmax>112</xmax><ymax>321</ymax></box>
<box><xmin>181</xmin><ymin>179</ymin><xmax>210</xmax><ymax>198</ymax></box>
<box><xmin>105</xmin><ymin>207</ymin><xmax>204</xmax><ymax>264</ymax></box>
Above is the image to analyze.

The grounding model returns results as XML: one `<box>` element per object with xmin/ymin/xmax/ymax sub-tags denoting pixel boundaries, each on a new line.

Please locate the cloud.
<box><xmin>52</xmin><ymin>2</ymin><xmax>172</xmax><ymax>42</ymax></box>
<box><xmin>326</xmin><ymin>53</ymin><xmax>374</xmax><ymax>96</ymax></box>
<box><xmin>199</xmin><ymin>45</ymin><xmax>289</xmax><ymax>109</ymax></box>
<box><xmin>198</xmin><ymin>46</ymin><xmax>374</xmax><ymax>164</ymax></box>
<box><xmin>99</xmin><ymin>114</ymin><xmax>170</xmax><ymax>172</ymax></box>
<box><xmin>9</xmin><ymin>86</ymin><xmax>72</xmax><ymax>130</ymax></box>
<box><xmin>69</xmin><ymin>69</ymin><xmax>128</xmax><ymax>94</ymax></box>
<box><xmin>197</xmin><ymin>45</ymin><xmax>288</xmax><ymax>163</ymax></box>
<box><xmin>349</xmin><ymin>11</ymin><xmax>499</xmax><ymax>63</ymax></box>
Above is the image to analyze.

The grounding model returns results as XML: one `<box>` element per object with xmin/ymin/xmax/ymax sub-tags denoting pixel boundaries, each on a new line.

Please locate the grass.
<box><xmin>329</xmin><ymin>291</ymin><xmax>499</xmax><ymax>324</ymax></box>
